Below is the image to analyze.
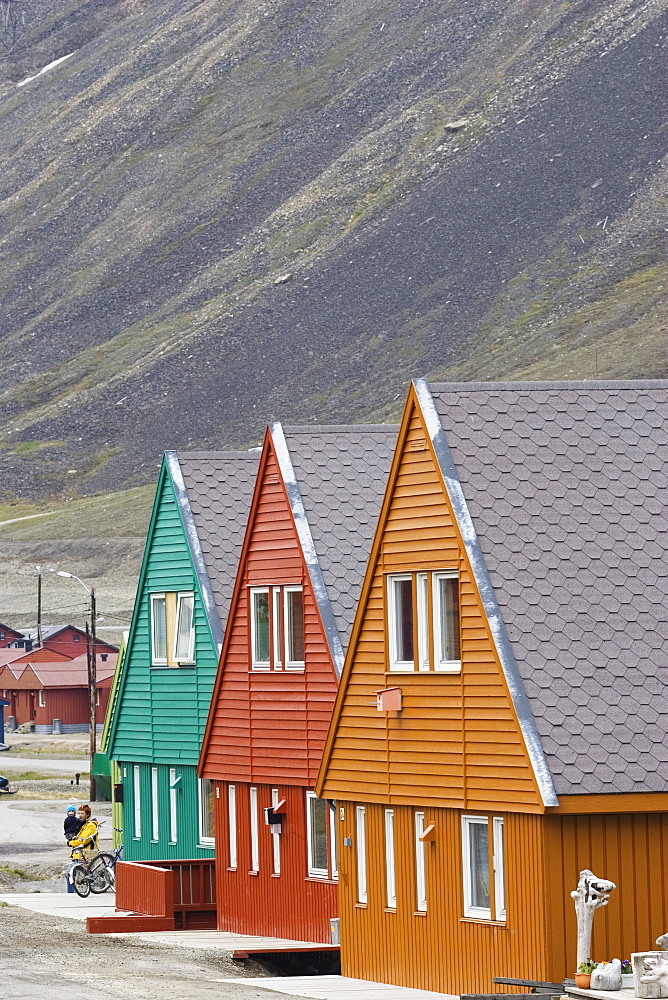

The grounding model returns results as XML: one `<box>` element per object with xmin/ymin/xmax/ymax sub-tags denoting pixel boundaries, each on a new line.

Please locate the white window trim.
<box><xmin>493</xmin><ymin>816</ymin><xmax>506</xmax><ymax>921</ymax></box>
<box><xmin>250</xmin><ymin>589</ymin><xmax>270</xmax><ymax>670</ymax></box>
<box><xmin>150</xmin><ymin>593</ymin><xmax>168</xmax><ymax>665</ymax></box>
<box><xmin>284</xmin><ymin>586</ymin><xmax>305</xmax><ymax>669</ymax></box>
<box><xmin>387</xmin><ymin>574</ymin><xmax>415</xmax><ymax>671</ymax></box>
<box><xmin>271</xmin><ymin>788</ymin><xmax>281</xmax><ymax>875</ymax></box>
<box><xmin>249</xmin><ymin>786</ymin><xmax>259</xmax><ymax>872</ymax></box>
<box><xmin>38</xmin><ymin>690</ymin><xmax>45</xmax><ymax>708</ymax></box>
<box><xmin>385</xmin><ymin>808</ymin><xmax>396</xmax><ymax>909</ymax></box>
<box><xmin>272</xmin><ymin>588</ymin><xmax>282</xmax><ymax>669</ymax></box>
<box><xmin>228</xmin><ymin>784</ymin><xmax>237</xmax><ymax>868</ymax></box>
<box><xmin>173</xmin><ymin>592</ymin><xmax>195</xmax><ymax>664</ymax></box>
<box><xmin>198</xmin><ymin>778</ymin><xmax>215</xmax><ymax>846</ymax></box>
<box><xmin>329</xmin><ymin>800</ymin><xmax>338</xmax><ymax>881</ymax></box>
<box><xmin>416</xmin><ymin>573</ymin><xmax>430</xmax><ymax>671</ymax></box>
<box><xmin>151</xmin><ymin>767</ymin><xmax>159</xmax><ymax>842</ymax></box>
<box><xmin>306</xmin><ymin>791</ymin><xmax>329</xmax><ymax>878</ymax></box>
<box><xmin>415</xmin><ymin>811</ymin><xmax>427</xmax><ymax>912</ymax></box>
<box><xmin>168</xmin><ymin>768</ymin><xmax>177</xmax><ymax>844</ymax></box>
<box><xmin>133</xmin><ymin>765</ymin><xmax>141</xmax><ymax>839</ymax></box>
<box><xmin>356</xmin><ymin>805</ymin><xmax>367</xmax><ymax>903</ymax></box>
<box><xmin>433</xmin><ymin>571</ymin><xmax>461</xmax><ymax>673</ymax></box>
<box><xmin>462</xmin><ymin>814</ymin><xmax>492</xmax><ymax>920</ymax></box>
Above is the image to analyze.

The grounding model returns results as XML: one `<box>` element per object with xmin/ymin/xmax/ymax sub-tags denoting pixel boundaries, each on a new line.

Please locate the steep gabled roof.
<box><xmin>272</xmin><ymin>424</ymin><xmax>398</xmax><ymax>675</ymax></box>
<box><xmin>418</xmin><ymin>378</ymin><xmax>668</xmax><ymax>797</ymax></box>
<box><xmin>169</xmin><ymin>451</ymin><xmax>260</xmax><ymax>651</ymax></box>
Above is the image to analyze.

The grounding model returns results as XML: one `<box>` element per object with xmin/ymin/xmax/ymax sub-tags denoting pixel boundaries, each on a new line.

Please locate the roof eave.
<box><xmin>269</xmin><ymin>423</ymin><xmax>345</xmax><ymax>678</ymax></box>
<box><xmin>414</xmin><ymin>378</ymin><xmax>559</xmax><ymax>809</ymax></box>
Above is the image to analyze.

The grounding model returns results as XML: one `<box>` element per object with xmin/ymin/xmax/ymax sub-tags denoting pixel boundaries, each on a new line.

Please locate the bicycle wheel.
<box><xmin>89</xmin><ymin>856</ymin><xmax>112</xmax><ymax>893</ymax></box>
<box><xmin>71</xmin><ymin>865</ymin><xmax>91</xmax><ymax>898</ymax></box>
<box><xmin>95</xmin><ymin>852</ymin><xmax>117</xmax><ymax>890</ymax></box>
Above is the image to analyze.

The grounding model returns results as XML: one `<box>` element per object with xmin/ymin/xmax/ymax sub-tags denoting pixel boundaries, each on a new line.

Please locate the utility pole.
<box><xmin>87</xmin><ymin>587</ymin><xmax>97</xmax><ymax>802</ymax></box>
<box><xmin>35</xmin><ymin>566</ymin><xmax>43</xmax><ymax>648</ymax></box>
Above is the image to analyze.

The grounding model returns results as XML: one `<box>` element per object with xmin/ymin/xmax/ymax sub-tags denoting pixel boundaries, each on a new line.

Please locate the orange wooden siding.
<box><xmin>321</xmin><ymin>399</ymin><xmax>541</xmax><ymax>813</ymax></box>
<box><xmin>202</xmin><ymin>444</ymin><xmax>338</xmax><ymax>787</ymax></box>
<box><xmin>214</xmin><ymin>781</ymin><xmax>338</xmax><ymax>943</ymax></box>
<box><xmin>336</xmin><ymin>801</ymin><xmax>549</xmax><ymax>995</ymax></box>
<box><xmin>544</xmin><ymin>811</ymin><xmax>668</xmax><ymax>980</ymax></box>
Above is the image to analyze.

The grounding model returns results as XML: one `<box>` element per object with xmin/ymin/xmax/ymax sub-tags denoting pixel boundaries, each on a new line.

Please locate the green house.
<box><xmin>107</xmin><ymin>450</ymin><xmax>259</xmax><ymax>861</ymax></box>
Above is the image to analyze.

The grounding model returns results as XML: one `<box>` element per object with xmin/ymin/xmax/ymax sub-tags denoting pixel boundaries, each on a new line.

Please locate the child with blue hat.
<box><xmin>64</xmin><ymin>804</ymin><xmax>83</xmax><ymax>841</ymax></box>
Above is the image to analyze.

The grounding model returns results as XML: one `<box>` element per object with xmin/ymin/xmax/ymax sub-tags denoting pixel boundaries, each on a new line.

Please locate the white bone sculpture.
<box><xmin>632</xmin><ymin>937</ymin><xmax>668</xmax><ymax>999</ymax></box>
<box><xmin>591</xmin><ymin>959</ymin><xmax>622</xmax><ymax>991</ymax></box>
<box><xmin>571</xmin><ymin>869</ymin><xmax>617</xmax><ymax>967</ymax></box>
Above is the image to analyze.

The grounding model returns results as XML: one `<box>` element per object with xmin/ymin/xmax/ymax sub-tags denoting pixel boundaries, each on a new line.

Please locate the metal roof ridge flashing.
<box><xmin>269</xmin><ymin>422</ymin><xmax>346</xmax><ymax>679</ymax></box>
<box><xmin>427</xmin><ymin>378</ymin><xmax>668</xmax><ymax>391</ymax></box>
<box><xmin>165</xmin><ymin>450</ymin><xmax>224</xmax><ymax>655</ymax></box>
<box><xmin>413</xmin><ymin>379</ymin><xmax>559</xmax><ymax>809</ymax></box>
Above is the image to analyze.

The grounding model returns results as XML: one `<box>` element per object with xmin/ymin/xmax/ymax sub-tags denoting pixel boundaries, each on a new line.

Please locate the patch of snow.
<box><xmin>17</xmin><ymin>52</ymin><xmax>74</xmax><ymax>88</ymax></box>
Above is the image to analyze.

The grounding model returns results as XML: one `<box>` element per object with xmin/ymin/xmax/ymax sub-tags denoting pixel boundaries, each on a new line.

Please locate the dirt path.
<box><xmin>0</xmin><ymin>904</ymin><xmax>293</xmax><ymax>1000</ymax></box>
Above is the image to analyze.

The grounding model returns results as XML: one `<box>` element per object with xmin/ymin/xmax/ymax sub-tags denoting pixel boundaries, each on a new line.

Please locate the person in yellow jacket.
<box><xmin>67</xmin><ymin>804</ymin><xmax>99</xmax><ymax>860</ymax></box>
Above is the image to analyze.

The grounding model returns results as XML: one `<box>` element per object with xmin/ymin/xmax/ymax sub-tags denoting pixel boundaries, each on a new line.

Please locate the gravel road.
<box><xmin>0</xmin><ymin>904</ymin><xmax>295</xmax><ymax>1000</ymax></box>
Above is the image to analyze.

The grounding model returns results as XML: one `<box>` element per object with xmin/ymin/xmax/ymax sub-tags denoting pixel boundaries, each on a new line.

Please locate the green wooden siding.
<box><xmin>109</xmin><ymin>462</ymin><xmax>220</xmax><ymax>859</ymax></box>
<box><xmin>120</xmin><ymin>761</ymin><xmax>214</xmax><ymax>861</ymax></box>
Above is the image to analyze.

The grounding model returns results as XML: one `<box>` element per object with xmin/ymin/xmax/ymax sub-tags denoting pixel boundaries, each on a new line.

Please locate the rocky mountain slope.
<box><xmin>0</xmin><ymin>0</ymin><xmax>666</xmax><ymax>499</ymax></box>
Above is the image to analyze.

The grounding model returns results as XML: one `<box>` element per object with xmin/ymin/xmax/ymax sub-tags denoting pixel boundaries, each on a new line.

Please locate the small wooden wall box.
<box><xmin>375</xmin><ymin>687</ymin><xmax>402</xmax><ymax>712</ymax></box>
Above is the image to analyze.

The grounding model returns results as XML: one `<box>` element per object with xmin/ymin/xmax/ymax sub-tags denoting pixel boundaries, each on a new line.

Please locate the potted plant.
<box><xmin>576</xmin><ymin>960</ymin><xmax>598</xmax><ymax>989</ymax></box>
<box><xmin>621</xmin><ymin>961</ymin><xmax>634</xmax><ymax>988</ymax></box>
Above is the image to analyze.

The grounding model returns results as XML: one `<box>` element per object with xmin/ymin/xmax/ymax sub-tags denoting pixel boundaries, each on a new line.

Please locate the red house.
<box><xmin>199</xmin><ymin>422</ymin><xmax>396</xmax><ymax>944</ymax></box>
<box><xmin>0</xmin><ymin>623</ymin><xmax>27</xmax><ymax>648</ymax></box>
<box><xmin>23</xmin><ymin>624</ymin><xmax>118</xmax><ymax>659</ymax></box>
<box><xmin>0</xmin><ymin>651</ymin><xmax>116</xmax><ymax>732</ymax></box>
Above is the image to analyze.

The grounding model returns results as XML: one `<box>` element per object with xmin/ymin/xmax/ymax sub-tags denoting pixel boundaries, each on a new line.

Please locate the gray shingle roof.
<box><xmin>177</xmin><ymin>452</ymin><xmax>259</xmax><ymax>634</ymax></box>
<box><xmin>428</xmin><ymin>380</ymin><xmax>668</xmax><ymax>796</ymax></box>
<box><xmin>282</xmin><ymin>426</ymin><xmax>398</xmax><ymax>651</ymax></box>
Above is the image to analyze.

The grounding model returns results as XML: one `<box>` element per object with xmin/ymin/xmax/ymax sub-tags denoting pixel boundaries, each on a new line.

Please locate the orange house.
<box><xmin>199</xmin><ymin>423</ymin><xmax>396</xmax><ymax>944</ymax></box>
<box><xmin>317</xmin><ymin>379</ymin><xmax>668</xmax><ymax>995</ymax></box>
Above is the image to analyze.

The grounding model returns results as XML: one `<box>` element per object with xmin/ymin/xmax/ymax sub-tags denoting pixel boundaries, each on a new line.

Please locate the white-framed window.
<box><xmin>38</xmin><ymin>690</ymin><xmax>45</xmax><ymax>708</ymax></box>
<box><xmin>462</xmin><ymin>815</ymin><xmax>493</xmax><ymax>920</ymax></box>
<box><xmin>415</xmin><ymin>811</ymin><xmax>427</xmax><ymax>912</ymax></box>
<box><xmin>249</xmin><ymin>786</ymin><xmax>259</xmax><ymax>872</ymax></box>
<box><xmin>306</xmin><ymin>791</ymin><xmax>329</xmax><ymax>878</ymax></box>
<box><xmin>284</xmin><ymin>587</ymin><xmax>305</xmax><ymax>668</ymax></box>
<box><xmin>388</xmin><ymin>575</ymin><xmax>414</xmax><ymax>669</ymax></box>
<box><xmin>433</xmin><ymin>572</ymin><xmax>461</xmax><ymax>671</ymax></box>
<box><xmin>133</xmin><ymin>765</ymin><xmax>141</xmax><ymax>839</ymax></box>
<box><xmin>271</xmin><ymin>787</ymin><xmax>281</xmax><ymax>875</ymax></box>
<box><xmin>250</xmin><ymin>589</ymin><xmax>271</xmax><ymax>669</ymax></box>
<box><xmin>493</xmin><ymin>816</ymin><xmax>506</xmax><ymax>920</ymax></box>
<box><xmin>329</xmin><ymin>800</ymin><xmax>338</xmax><ymax>880</ymax></box>
<box><xmin>385</xmin><ymin>808</ymin><xmax>396</xmax><ymax>909</ymax></box>
<box><xmin>416</xmin><ymin>573</ymin><xmax>430</xmax><ymax>671</ymax></box>
<box><xmin>387</xmin><ymin>571</ymin><xmax>461</xmax><ymax>673</ymax></box>
<box><xmin>151</xmin><ymin>767</ymin><xmax>159</xmax><ymax>842</ymax></box>
<box><xmin>198</xmin><ymin>778</ymin><xmax>215</xmax><ymax>845</ymax></box>
<box><xmin>250</xmin><ymin>585</ymin><xmax>305</xmax><ymax>670</ymax></box>
<box><xmin>150</xmin><ymin>594</ymin><xmax>167</xmax><ymax>664</ymax></box>
<box><xmin>173</xmin><ymin>593</ymin><xmax>195</xmax><ymax>663</ymax></box>
<box><xmin>169</xmin><ymin>768</ymin><xmax>178</xmax><ymax>844</ymax></box>
<box><xmin>272</xmin><ymin>588</ymin><xmax>282</xmax><ymax>669</ymax></box>
<box><xmin>95</xmin><ymin>689</ymin><xmax>100</xmax><ymax>706</ymax></box>
<box><xmin>356</xmin><ymin>805</ymin><xmax>367</xmax><ymax>904</ymax></box>
<box><xmin>228</xmin><ymin>784</ymin><xmax>237</xmax><ymax>868</ymax></box>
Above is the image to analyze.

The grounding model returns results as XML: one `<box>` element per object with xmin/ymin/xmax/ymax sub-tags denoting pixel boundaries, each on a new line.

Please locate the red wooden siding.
<box><xmin>202</xmin><ymin>444</ymin><xmax>338</xmax><ymax>786</ymax></box>
<box><xmin>214</xmin><ymin>781</ymin><xmax>338</xmax><ymax>943</ymax></box>
<box><xmin>115</xmin><ymin>860</ymin><xmax>174</xmax><ymax>917</ymax></box>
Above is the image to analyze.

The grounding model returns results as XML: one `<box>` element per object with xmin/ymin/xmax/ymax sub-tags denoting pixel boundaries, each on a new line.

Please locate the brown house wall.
<box><xmin>214</xmin><ymin>781</ymin><xmax>338</xmax><ymax>943</ymax></box>
<box><xmin>322</xmin><ymin>401</ymin><xmax>541</xmax><ymax>813</ymax></box>
<box><xmin>544</xmin><ymin>810</ymin><xmax>668</xmax><ymax>980</ymax></box>
<box><xmin>337</xmin><ymin>800</ymin><xmax>549</xmax><ymax>995</ymax></box>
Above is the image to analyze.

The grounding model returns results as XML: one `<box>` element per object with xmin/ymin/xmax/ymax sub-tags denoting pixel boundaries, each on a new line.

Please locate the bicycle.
<box><xmin>68</xmin><ymin>820</ymin><xmax>119</xmax><ymax>897</ymax></box>
<box><xmin>94</xmin><ymin>831</ymin><xmax>124</xmax><ymax>891</ymax></box>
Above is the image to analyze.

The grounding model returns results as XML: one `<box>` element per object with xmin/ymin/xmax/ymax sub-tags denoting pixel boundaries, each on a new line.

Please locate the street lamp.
<box><xmin>56</xmin><ymin>571</ymin><xmax>97</xmax><ymax>801</ymax></box>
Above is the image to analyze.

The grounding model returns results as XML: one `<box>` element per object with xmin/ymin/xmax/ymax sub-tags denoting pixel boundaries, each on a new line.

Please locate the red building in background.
<box><xmin>199</xmin><ymin>422</ymin><xmax>396</xmax><ymax>944</ymax></box>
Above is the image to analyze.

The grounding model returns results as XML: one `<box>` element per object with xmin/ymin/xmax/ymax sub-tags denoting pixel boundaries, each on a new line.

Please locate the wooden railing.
<box><xmin>115</xmin><ymin>860</ymin><xmax>174</xmax><ymax>917</ymax></box>
<box><xmin>130</xmin><ymin>858</ymin><xmax>216</xmax><ymax>929</ymax></box>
